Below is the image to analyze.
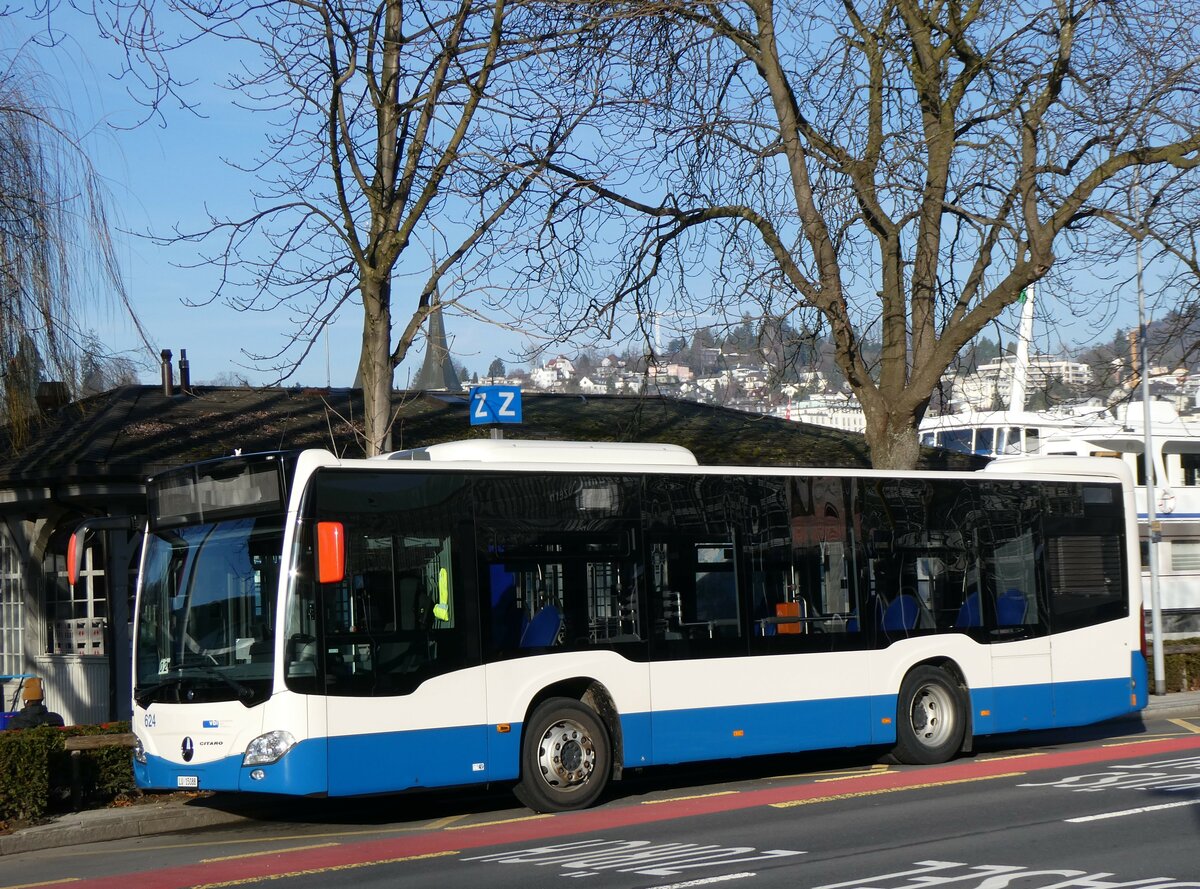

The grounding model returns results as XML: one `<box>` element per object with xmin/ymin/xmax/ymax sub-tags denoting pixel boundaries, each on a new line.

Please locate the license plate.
<box><xmin>177</xmin><ymin>776</ymin><xmax>199</xmax><ymax>788</ymax></box>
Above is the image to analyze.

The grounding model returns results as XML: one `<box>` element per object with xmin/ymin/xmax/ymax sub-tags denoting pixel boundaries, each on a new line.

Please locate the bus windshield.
<box><xmin>135</xmin><ymin>516</ymin><xmax>284</xmax><ymax>707</ymax></box>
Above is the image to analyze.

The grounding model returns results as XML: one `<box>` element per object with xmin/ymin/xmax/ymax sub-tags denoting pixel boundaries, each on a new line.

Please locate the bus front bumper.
<box><xmin>134</xmin><ymin>737</ymin><xmax>328</xmax><ymax>795</ymax></box>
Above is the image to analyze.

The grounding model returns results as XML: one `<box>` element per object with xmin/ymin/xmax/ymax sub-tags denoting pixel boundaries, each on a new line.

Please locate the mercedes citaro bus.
<box><xmin>77</xmin><ymin>439</ymin><xmax>1145</xmax><ymax>812</ymax></box>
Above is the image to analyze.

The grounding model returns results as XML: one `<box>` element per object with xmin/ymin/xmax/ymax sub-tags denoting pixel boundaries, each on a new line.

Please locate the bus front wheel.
<box><xmin>515</xmin><ymin>697</ymin><xmax>611</xmax><ymax>812</ymax></box>
<box><xmin>891</xmin><ymin>666</ymin><xmax>966</xmax><ymax>765</ymax></box>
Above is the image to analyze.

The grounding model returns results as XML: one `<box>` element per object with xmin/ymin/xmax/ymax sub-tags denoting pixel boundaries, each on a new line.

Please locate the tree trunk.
<box><xmin>863</xmin><ymin>405</ymin><xmax>923</xmax><ymax>471</ymax></box>
<box><xmin>359</xmin><ymin>277</ymin><xmax>394</xmax><ymax>456</ymax></box>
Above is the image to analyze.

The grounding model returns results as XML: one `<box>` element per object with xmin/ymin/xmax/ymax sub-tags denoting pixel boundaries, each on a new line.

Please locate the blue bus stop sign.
<box><xmin>470</xmin><ymin>385</ymin><xmax>523</xmax><ymax>425</ymax></box>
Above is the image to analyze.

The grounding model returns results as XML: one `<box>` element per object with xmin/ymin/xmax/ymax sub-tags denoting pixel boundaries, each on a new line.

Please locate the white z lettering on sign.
<box><xmin>472</xmin><ymin>392</ymin><xmax>490</xmax><ymax>420</ymax></box>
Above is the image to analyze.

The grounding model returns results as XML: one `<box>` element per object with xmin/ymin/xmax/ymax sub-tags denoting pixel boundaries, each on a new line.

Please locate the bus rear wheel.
<box><xmin>514</xmin><ymin>697</ymin><xmax>611</xmax><ymax>813</ymax></box>
<box><xmin>891</xmin><ymin>666</ymin><xmax>966</xmax><ymax>765</ymax></box>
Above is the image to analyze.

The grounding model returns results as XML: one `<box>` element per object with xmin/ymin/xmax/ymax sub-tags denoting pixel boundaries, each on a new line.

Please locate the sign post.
<box><xmin>470</xmin><ymin>385</ymin><xmax>523</xmax><ymax>438</ymax></box>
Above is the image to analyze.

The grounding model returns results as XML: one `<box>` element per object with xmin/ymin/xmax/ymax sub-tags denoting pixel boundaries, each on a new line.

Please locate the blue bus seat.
<box><xmin>955</xmin><ymin>591</ymin><xmax>982</xmax><ymax>628</ymax></box>
<box><xmin>997</xmin><ymin>588</ymin><xmax>1027</xmax><ymax>626</ymax></box>
<box><xmin>520</xmin><ymin>605</ymin><xmax>563</xmax><ymax>648</ymax></box>
<box><xmin>883</xmin><ymin>594</ymin><xmax>920</xmax><ymax>631</ymax></box>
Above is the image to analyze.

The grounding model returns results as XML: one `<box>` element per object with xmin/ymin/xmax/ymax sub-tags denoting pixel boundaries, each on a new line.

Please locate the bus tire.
<box><xmin>891</xmin><ymin>666</ymin><xmax>965</xmax><ymax>765</ymax></box>
<box><xmin>514</xmin><ymin>697</ymin><xmax>611</xmax><ymax>813</ymax></box>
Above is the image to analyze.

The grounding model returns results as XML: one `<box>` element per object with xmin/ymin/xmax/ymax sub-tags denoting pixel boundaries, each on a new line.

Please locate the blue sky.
<box><xmin>5</xmin><ymin>6</ymin><xmax>1161</xmax><ymax>390</ymax></box>
<box><xmin>9</xmin><ymin>5</ymin><xmax>539</xmax><ymax>387</ymax></box>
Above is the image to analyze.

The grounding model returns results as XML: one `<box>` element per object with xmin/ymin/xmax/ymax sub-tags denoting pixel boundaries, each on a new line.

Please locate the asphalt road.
<box><xmin>4</xmin><ymin>707</ymin><xmax>1199</xmax><ymax>889</ymax></box>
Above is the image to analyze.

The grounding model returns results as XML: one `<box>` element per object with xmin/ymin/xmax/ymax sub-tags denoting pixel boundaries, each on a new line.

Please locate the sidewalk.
<box><xmin>3</xmin><ymin>690</ymin><xmax>1199</xmax><ymax>857</ymax></box>
<box><xmin>0</xmin><ymin>794</ymin><xmax>276</xmax><ymax>856</ymax></box>
<box><xmin>1139</xmin><ymin>687</ymin><xmax>1200</xmax><ymax>721</ymax></box>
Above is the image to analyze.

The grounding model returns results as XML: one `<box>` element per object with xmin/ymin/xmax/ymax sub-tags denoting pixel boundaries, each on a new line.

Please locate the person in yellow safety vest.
<box><xmin>433</xmin><ymin>567</ymin><xmax>450</xmax><ymax>622</ymax></box>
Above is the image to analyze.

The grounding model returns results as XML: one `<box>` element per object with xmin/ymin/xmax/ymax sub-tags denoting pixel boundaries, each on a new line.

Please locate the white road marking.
<box><xmin>648</xmin><ymin>874</ymin><xmax>757</xmax><ymax>889</ymax></box>
<box><xmin>1066</xmin><ymin>798</ymin><xmax>1200</xmax><ymax>822</ymax></box>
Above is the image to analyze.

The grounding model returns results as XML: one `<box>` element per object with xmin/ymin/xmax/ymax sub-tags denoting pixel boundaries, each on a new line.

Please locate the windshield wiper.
<box><xmin>135</xmin><ymin>662</ymin><xmax>256</xmax><ymax>707</ymax></box>
<box><xmin>134</xmin><ymin>678</ymin><xmax>181</xmax><ymax>708</ymax></box>
<box><xmin>181</xmin><ymin>661</ymin><xmax>256</xmax><ymax>701</ymax></box>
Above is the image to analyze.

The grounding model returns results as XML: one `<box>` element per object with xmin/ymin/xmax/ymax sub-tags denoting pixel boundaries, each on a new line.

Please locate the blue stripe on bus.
<box><xmin>1132</xmin><ymin>651</ymin><xmax>1149</xmax><ymax>709</ymax></box>
<box><xmin>328</xmin><ymin>725</ymin><xmax>490</xmax><ymax>794</ymax></box>
<box><xmin>991</xmin><ymin>683</ymin><xmax>1055</xmax><ymax>731</ymax></box>
<box><xmin>134</xmin><ymin>674</ymin><xmax>1143</xmax><ymax>796</ymax></box>
<box><xmin>648</xmin><ymin>695</ymin><xmax>890</xmax><ymax>764</ymax></box>
<box><xmin>1051</xmin><ymin>676</ymin><xmax>1139</xmax><ymax>727</ymax></box>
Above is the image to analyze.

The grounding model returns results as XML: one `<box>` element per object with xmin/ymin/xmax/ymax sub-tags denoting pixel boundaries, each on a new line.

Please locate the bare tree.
<box><xmin>79</xmin><ymin>334</ymin><xmax>142</xmax><ymax>396</ymax></box>
<box><xmin>0</xmin><ymin>44</ymin><xmax>154</xmax><ymax>447</ymax></box>
<box><xmin>526</xmin><ymin>0</ymin><xmax>1200</xmax><ymax>468</ymax></box>
<box><xmin>90</xmin><ymin>0</ymin><xmax>592</xmax><ymax>454</ymax></box>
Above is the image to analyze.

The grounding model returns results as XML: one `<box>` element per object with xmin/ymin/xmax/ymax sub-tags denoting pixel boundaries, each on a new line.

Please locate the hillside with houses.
<box><xmin>469</xmin><ymin>313</ymin><xmax>1200</xmax><ymax>434</ymax></box>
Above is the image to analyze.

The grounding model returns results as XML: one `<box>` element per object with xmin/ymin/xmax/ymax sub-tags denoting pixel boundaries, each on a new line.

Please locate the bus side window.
<box><xmin>649</xmin><ymin>534</ymin><xmax>740</xmax><ymax>642</ymax></box>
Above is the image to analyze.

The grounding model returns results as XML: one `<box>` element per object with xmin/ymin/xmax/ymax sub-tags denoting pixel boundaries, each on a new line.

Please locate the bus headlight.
<box><xmin>133</xmin><ymin>736</ymin><xmax>147</xmax><ymax>764</ymax></box>
<box><xmin>243</xmin><ymin>730</ymin><xmax>297</xmax><ymax>766</ymax></box>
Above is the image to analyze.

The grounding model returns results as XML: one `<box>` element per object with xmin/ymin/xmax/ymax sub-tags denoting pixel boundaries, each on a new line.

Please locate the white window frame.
<box><xmin>0</xmin><ymin>525</ymin><xmax>24</xmax><ymax>676</ymax></box>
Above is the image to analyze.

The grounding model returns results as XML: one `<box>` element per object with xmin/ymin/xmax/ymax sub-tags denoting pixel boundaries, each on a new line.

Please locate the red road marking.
<box><xmin>65</xmin><ymin>735</ymin><xmax>1200</xmax><ymax>889</ymax></box>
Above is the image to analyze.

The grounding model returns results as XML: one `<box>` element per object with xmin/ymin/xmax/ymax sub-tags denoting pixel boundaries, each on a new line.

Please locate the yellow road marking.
<box><xmin>445</xmin><ymin>814</ymin><xmax>552</xmax><ymax>830</ymax></box>
<box><xmin>769</xmin><ymin>771</ymin><xmax>1026</xmax><ymax>808</ymax></box>
<box><xmin>642</xmin><ymin>791</ymin><xmax>739</xmax><ymax>804</ymax></box>
<box><xmin>774</xmin><ymin>764</ymin><xmax>891</xmax><ymax>780</ymax></box>
<box><xmin>423</xmin><ymin>814</ymin><xmax>468</xmax><ymax>829</ymax></box>
<box><xmin>201</xmin><ymin>842</ymin><xmax>340</xmax><ymax>863</ymax></box>
<box><xmin>51</xmin><ymin>817</ymin><xmax>475</xmax><ymax>858</ymax></box>
<box><xmin>1169</xmin><ymin>717</ymin><xmax>1200</xmax><ymax>734</ymax></box>
<box><xmin>976</xmin><ymin>752</ymin><xmax>1046</xmax><ymax>762</ymax></box>
<box><xmin>1108</xmin><ymin>729</ymin><xmax>1195</xmax><ymax>743</ymax></box>
<box><xmin>0</xmin><ymin>880</ymin><xmax>80</xmax><ymax>889</ymax></box>
<box><xmin>190</xmin><ymin>850</ymin><xmax>458</xmax><ymax>888</ymax></box>
<box><xmin>1102</xmin><ymin>738</ymin><xmax>1175</xmax><ymax>747</ymax></box>
<box><xmin>815</xmin><ymin>768</ymin><xmax>896</xmax><ymax>783</ymax></box>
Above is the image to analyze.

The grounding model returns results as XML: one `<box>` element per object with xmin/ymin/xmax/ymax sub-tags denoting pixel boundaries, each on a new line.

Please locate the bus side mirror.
<box><xmin>67</xmin><ymin>515</ymin><xmax>141</xmax><ymax>587</ymax></box>
<box><xmin>316</xmin><ymin>522</ymin><xmax>345</xmax><ymax>584</ymax></box>
<box><xmin>68</xmin><ymin>529</ymin><xmax>84</xmax><ymax>587</ymax></box>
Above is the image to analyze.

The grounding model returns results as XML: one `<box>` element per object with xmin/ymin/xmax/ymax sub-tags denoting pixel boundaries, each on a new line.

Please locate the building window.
<box><xmin>1182</xmin><ymin>454</ymin><xmax>1200</xmax><ymax>487</ymax></box>
<box><xmin>0</xmin><ymin>526</ymin><xmax>23</xmax><ymax>676</ymax></box>
<box><xmin>42</xmin><ymin>529</ymin><xmax>107</xmax><ymax>656</ymax></box>
<box><xmin>1171</xmin><ymin>540</ymin><xmax>1200</xmax><ymax>572</ymax></box>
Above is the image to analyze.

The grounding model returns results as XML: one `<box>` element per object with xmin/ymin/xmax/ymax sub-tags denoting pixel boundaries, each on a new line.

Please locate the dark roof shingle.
<box><xmin>0</xmin><ymin>386</ymin><xmax>980</xmax><ymax>490</ymax></box>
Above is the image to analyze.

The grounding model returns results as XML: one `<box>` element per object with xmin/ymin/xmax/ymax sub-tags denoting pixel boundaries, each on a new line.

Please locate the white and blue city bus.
<box><xmin>112</xmin><ymin>439</ymin><xmax>1147</xmax><ymax>812</ymax></box>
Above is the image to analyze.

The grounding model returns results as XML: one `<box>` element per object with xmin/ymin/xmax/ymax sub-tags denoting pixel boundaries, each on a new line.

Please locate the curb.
<box><xmin>0</xmin><ymin>802</ymin><xmax>254</xmax><ymax>857</ymax></box>
<box><xmin>1138</xmin><ymin>695</ymin><xmax>1200</xmax><ymax>722</ymax></box>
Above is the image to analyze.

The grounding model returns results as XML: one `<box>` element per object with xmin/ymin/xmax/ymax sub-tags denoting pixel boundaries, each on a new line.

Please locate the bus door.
<box><xmin>1045</xmin><ymin>526</ymin><xmax>1131</xmax><ymax>725</ymax></box>
<box><xmin>306</xmin><ymin>472</ymin><xmax>487</xmax><ymax>796</ymax></box>
<box><xmin>986</xmin><ymin>532</ymin><xmax>1054</xmax><ymax>732</ymax></box>
<box><xmin>647</xmin><ymin>527</ymin><xmax>749</xmax><ymax>765</ymax></box>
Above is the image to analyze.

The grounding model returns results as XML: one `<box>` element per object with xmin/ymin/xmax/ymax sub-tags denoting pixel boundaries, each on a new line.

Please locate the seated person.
<box><xmin>8</xmin><ymin>678</ymin><xmax>65</xmax><ymax>729</ymax></box>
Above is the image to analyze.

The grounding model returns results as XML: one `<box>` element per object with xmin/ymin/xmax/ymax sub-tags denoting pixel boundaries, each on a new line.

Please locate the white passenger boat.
<box><xmin>921</xmin><ymin>396</ymin><xmax>1200</xmax><ymax>635</ymax></box>
<box><xmin>920</xmin><ymin>282</ymin><xmax>1200</xmax><ymax>633</ymax></box>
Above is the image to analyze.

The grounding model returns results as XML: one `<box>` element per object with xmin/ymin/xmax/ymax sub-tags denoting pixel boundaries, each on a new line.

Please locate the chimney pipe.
<box><xmin>179</xmin><ymin>349</ymin><xmax>191</xmax><ymax>394</ymax></box>
<box><xmin>161</xmin><ymin>349</ymin><xmax>174</xmax><ymax>397</ymax></box>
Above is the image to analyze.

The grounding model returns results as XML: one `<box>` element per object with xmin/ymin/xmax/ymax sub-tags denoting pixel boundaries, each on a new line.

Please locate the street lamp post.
<box><xmin>1135</xmin><ymin>174</ymin><xmax>1166</xmax><ymax>697</ymax></box>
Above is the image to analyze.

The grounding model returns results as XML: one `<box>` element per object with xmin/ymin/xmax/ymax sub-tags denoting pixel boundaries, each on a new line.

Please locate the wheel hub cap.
<box><xmin>537</xmin><ymin>720</ymin><xmax>596</xmax><ymax>789</ymax></box>
<box><xmin>911</xmin><ymin>684</ymin><xmax>954</xmax><ymax>746</ymax></box>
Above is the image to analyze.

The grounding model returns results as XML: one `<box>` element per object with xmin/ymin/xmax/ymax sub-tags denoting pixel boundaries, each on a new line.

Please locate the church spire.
<box><xmin>411</xmin><ymin>301</ymin><xmax>462</xmax><ymax>392</ymax></box>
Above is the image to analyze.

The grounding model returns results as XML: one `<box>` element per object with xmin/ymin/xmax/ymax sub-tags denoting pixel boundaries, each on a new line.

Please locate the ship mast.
<box><xmin>1008</xmin><ymin>285</ymin><xmax>1035</xmax><ymax>414</ymax></box>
